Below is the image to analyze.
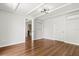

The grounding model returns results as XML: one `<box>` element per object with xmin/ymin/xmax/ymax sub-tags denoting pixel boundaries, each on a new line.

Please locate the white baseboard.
<box><xmin>48</xmin><ymin>39</ymin><xmax>79</xmax><ymax>45</ymax></box>
<box><xmin>34</xmin><ymin>38</ymin><xmax>79</xmax><ymax>45</ymax></box>
<box><xmin>63</xmin><ymin>41</ymin><xmax>79</xmax><ymax>45</ymax></box>
<box><xmin>0</xmin><ymin>41</ymin><xmax>25</xmax><ymax>48</ymax></box>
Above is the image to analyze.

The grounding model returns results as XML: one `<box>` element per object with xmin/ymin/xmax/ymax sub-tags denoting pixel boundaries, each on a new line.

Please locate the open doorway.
<box><xmin>25</xmin><ymin>20</ymin><xmax>32</xmax><ymax>49</ymax></box>
<box><xmin>27</xmin><ymin>24</ymin><xmax>32</xmax><ymax>40</ymax></box>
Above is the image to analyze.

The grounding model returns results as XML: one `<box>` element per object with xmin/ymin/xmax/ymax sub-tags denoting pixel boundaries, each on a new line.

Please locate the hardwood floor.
<box><xmin>0</xmin><ymin>39</ymin><xmax>79</xmax><ymax>56</ymax></box>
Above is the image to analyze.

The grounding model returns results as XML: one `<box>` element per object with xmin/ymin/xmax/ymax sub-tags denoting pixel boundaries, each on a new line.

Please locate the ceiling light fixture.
<box><xmin>41</xmin><ymin>8</ymin><xmax>49</xmax><ymax>14</ymax></box>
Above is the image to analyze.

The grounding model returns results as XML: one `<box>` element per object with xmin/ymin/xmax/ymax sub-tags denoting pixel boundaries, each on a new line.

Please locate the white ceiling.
<box><xmin>0</xmin><ymin>3</ymin><xmax>40</xmax><ymax>14</ymax></box>
<box><xmin>28</xmin><ymin>3</ymin><xmax>66</xmax><ymax>18</ymax></box>
<box><xmin>0</xmin><ymin>3</ymin><xmax>67</xmax><ymax>20</ymax></box>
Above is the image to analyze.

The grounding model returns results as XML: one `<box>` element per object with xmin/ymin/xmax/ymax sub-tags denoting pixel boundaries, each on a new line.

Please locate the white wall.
<box><xmin>0</xmin><ymin>11</ymin><xmax>25</xmax><ymax>47</ymax></box>
<box><xmin>33</xmin><ymin>19</ymin><xmax>43</xmax><ymax>39</ymax></box>
<box><xmin>33</xmin><ymin>4</ymin><xmax>79</xmax><ymax>45</ymax></box>
<box><xmin>65</xmin><ymin>13</ymin><xmax>79</xmax><ymax>44</ymax></box>
<box><xmin>43</xmin><ymin>15</ymin><xmax>65</xmax><ymax>40</ymax></box>
<box><xmin>42</xmin><ymin>10</ymin><xmax>79</xmax><ymax>45</ymax></box>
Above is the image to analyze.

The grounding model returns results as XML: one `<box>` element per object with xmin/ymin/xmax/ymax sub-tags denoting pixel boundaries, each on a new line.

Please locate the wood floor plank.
<box><xmin>45</xmin><ymin>43</ymin><xmax>65</xmax><ymax>56</ymax></box>
<box><xmin>52</xmin><ymin>44</ymin><xmax>72</xmax><ymax>56</ymax></box>
<box><xmin>35</xmin><ymin>41</ymin><xmax>64</xmax><ymax>56</ymax></box>
<box><xmin>72</xmin><ymin>46</ymin><xmax>79</xmax><ymax>56</ymax></box>
<box><xmin>64</xmin><ymin>45</ymin><xmax>75</xmax><ymax>56</ymax></box>
<box><xmin>0</xmin><ymin>39</ymin><xmax>79</xmax><ymax>56</ymax></box>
